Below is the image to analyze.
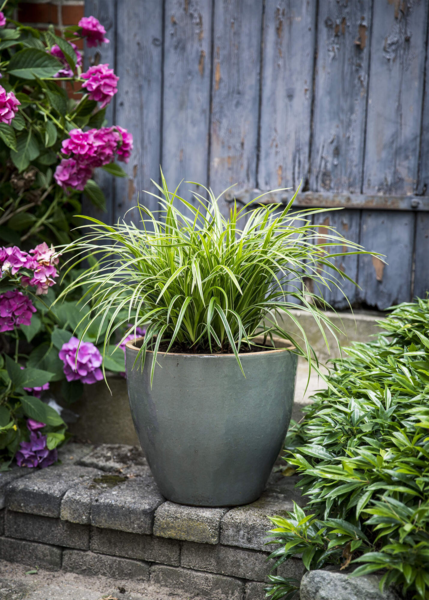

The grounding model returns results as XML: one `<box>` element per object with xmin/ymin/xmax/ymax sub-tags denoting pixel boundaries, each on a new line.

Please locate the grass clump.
<box><xmin>266</xmin><ymin>299</ymin><xmax>429</xmax><ymax>600</ymax></box>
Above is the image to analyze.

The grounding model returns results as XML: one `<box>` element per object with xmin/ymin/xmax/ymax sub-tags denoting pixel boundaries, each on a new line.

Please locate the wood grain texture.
<box><xmin>310</xmin><ymin>0</ymin><xmax>372</xmax><ymax>193</ymax></box>
<box><xmin>358</xmin><ymin>211</ymin><xmax>415</xmax><ymax>309</ymax></box>
<box><xmin>162</xmin><ymin>0</ymin><xmax>213</xmax><ymax>204</ymax></box>
<box><xmin>414</xmin><ymin>213</ymin><xmax>429</xmax><ymax>299</ymax></box>
<box><xmin>114</xmin><ymin>0</ymin><xmax>163</xmax><ymax>223</ymax></box>
<box><xmin>417</xmin><ymin>22</ymin><xmax>429</xmax><ymax>195</ymax></box>
<box><xmin>258</xmin><ymin>0</ymin><xmax>316</xmax><ymax>192</ymax></box>
<box><xmin>363</xmin><ymin>0</ymin><xmax>428</xmax><ymax>194</ymax></box>
<box><xmin>209</xmin><ymin>0</ymin><xmax>263</xmax><ymax>215</ymax></box>
<box><xmin>82</xmin><ymin>0</ymin><xmax>116</xmax><ymax>224</ymax></box>
<box><xmin>313</xmin><ymin>209</ymin><xmax>361</xmax><ymax>308</ymax></box>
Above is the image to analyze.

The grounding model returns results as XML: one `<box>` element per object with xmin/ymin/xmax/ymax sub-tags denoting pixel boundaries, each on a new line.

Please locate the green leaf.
<box><xmin>5</xmin><ymin>356</ymin><xmax>54</xmax><ymax>390</ymax></box>
<box><xmin>20</xmin><ymin>395</ymin><xmax>65</xmax><ymax>427</ymax></box>
<box><xmin>44</xmin><ymin>31</ymin><xmax>77</xmax><ymax>70</ymax></box>
<box><xmin>101</xmin><ymin>163</ymin><xmax>127</xmax><ymax>178</ymax></box>
<box><xmin>11</xmin><ymin>130</ymin><xmax>40</xmax><ymax>172</ymax></box>
<box><xmin>0</xmin><ymin>28</ymin><xmax>20</xmax><ymax>40</ymax></box>
<box><xmin>102</xmin><ymin>347</ymin><xmax>125</xmax><ymax>373</ymax></box>
<box><xmin>46</xmin><ymin>431</ymin><xmax>65</xmax><ymax>450</ymax></box>
<box><xmin>21</xmin><ymin>315</ymin><xmax>42</xmax><ymax>343</ymax></box>
<box><xmin>87</xmin><ymin>107</ymin><xmax>106</xmax><ymax>129</ymax></box>
<box><xmin>0</xmin><ymin>226</ymin><xmax>20</xmax><ymax>245</ymax></box>
<box><xmin>301</xmin><ymin>545</ymin><xmax>317</xmax><ymax>570</ymax></box>
<box><xmin>11</xmin><ymin>112</ymin><xmax>26</xmax><ymax>131</ymax></box>
<box><xmin>84</xmin><ymin>179</ymin><xmax>106</xmax><ymax>212</ymax></box>
<box><xmin>0</xmin><ymin>123</ymin><xmax>17</xmax><ymax>150</ymax></box>
<box><xmin>44</xmin><ymin>120</ymin><xmax>57</xmax><ymax>148</ymax></box>
<box><xmin>27</xmin><ymin>343</ymin><xmax>64</xmax><ymax>382</ymax></box>
<box><xmin>8</xmin><ymin>211</ymin><xmax>37</xmax><ymax>231</ymax></box>
<box><xmin>37</xmin><ymin>149</ymin><xmax>58</xmax><ymax>165</ymax></box>
<box><xmin>52</xmin><ymin>328</ymin><xmax>72</xmax><ymax>350</ymax></box>
<box><xmin>7</xmin><ymin>48</ymin><xmax>62</xmax><ymax>79</ymax></box>
<box><xmin>61</xmin><ymin>379</ymin><xmax>84</xmax><ymax>404</ymax></box>
<box><xmin>0</xmin><ymin>406</ymin><xmax>11</xmax><ymax>429</ymax></box>
<box><xmin>45</xmin><ymin>86</ymin><xmax>68</xmax><ymax>116</ymax></box>
<box><xmin>73</xmin><ymin>97</ymin><xmax>97</xmax><ymax>117</ymax></box>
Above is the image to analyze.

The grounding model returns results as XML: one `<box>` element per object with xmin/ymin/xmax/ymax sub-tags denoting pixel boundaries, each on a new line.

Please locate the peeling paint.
<box><xmin>133</xmin><ymin>164</ymin><xmax>138</xmax><ymax>178</ymax></box>
<box><xmin>277</xmin><ymin>165</ymin><xmax>282</xmax><ymax>186</ymax></box>
<box><xmin>184</xmin><ymin>0</ymin><xmax>188</xmax><ymax>14</ymax></box>
<box><xmin>215</xmin><ymin>60</ymin><xmax>221</xmax><ymax>91</ymax></box>
<box><xmin>355</xmin><ymin>23</ymin><xmax>367</xmax><ymax>49</ymax></box>
<box><xmin>372</xmin><ymin>256</ymin><xmax>385</xmax><ymax>282</ymax></box>
<box><xmin>198</xmin><ymin>49</ymin><xmax>205</xmax><ymax>76</ymax></box>
<box><xmin>128</xmin><ymin>178</ymin><xmax>136</xmax><ymax>202</ymax></box>
<box><xmin>179</xmin><ymin>149</ymin><xmax>184</xmax><ymax>161</ymax></box>
<box><xmin>171</xmin><ymin>15</ymin><xmax>176</xmax><ymax>24</ymax></box>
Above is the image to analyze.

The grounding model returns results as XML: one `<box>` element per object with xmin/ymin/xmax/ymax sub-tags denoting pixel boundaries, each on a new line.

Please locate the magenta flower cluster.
<box><xmin>0</xmin><ymin>85</ymin><xmax>20</xmax><ymax>125</ymax></box>
<box><xmin>0</xmin><ymin>12</ymin><xmax>6</xmax><ymax>27</ymax></box>
<box><xmin>0</xmin><ymin>243</ymin><xmax>59</xmax><ymax>296</ymax></box>
<box><xmin>50</xmin><ymin>42</ymin><xmax>83</xmax><ymax>78</ymax></box>
<box><xmin>81</xmin><ymin>64</ymin><xmax>118</xmax><ymax>109</ymax></box>
<box><xmin>0</xmin><ymin>291</ymin><xmax>36</xmax><ymax>332</ymax></box>
<box><xmin>54</xmin><ymin>126</ymin><xmax>133</xmax><ymax>191</ymax></box>
<box><xmin>59</xmin><ymin>336</ymin><xmax>103</xmax><ymax>384</ymax></box>
<box><xmin>16</xmin><ymin>420</ymin><xmax>58</xmax><ymax>469</ymax></box>
<box><xmin>118</xmin><ymin>326</ymin><xmax>145</xmax><ymax>378</ymax></box>
<box><xmin>78</xmin><ymin>16</ymin><xmax>109</xmax><ymax>48</ymax></box>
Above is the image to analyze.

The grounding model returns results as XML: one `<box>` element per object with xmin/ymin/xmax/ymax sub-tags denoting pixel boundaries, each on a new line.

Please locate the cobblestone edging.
<box><xmin>0</xmin><ymin>444</ymin><xmax>305</xmax><ymax>600</ymax></box>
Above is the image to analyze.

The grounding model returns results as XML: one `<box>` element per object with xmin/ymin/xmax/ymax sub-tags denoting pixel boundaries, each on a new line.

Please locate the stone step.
<box><xmin>0</xmin><ymin>443</ymin><xmax>305</xmax><ymax>600</ymax></box>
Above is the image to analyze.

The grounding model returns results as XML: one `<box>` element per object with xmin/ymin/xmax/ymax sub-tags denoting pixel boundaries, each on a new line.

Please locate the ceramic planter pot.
<box><xmin>125</xmin><ymin>337</ymin><xmax>298</xmax><ymax>507</ymax></box>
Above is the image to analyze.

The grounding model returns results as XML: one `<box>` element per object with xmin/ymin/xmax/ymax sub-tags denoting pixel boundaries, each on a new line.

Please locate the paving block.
<box><xmin>181</xmin><ymin>541</ymin><xmax>272</xmax><ymax>582</ymax></box>
<box><xmin>154</xmin><ymin>502</ymin><xmax>228</xmax><ymax>545</ymax></box>
<box><xmin>78</xmin><ymin>444</ymin><xmax>147</xmax><ymax>472</ymax></box>
<box><xmin>221</xmin><ymin>494</ymin><xmax>295</xmax><ymax>551</ymax></box>
<box><xmin>5</xmin><ymin>510</ymin><xmax>89</xmax><ymax>550</ymax></box>
<box><xmin>0</xmin><ymin>537</ymin><xmax>62</xmax><ymax>571</ymax></box>
<box><xmin>0</xmin><ymin>468</ymin><xmax>30</xmax><ymax>509</ymax></box>
<box><xmin>151</xmin><ymin>565</ymin><xmax>244</xmax><ymax>599</ymax></box>
<box><xmin>57</xmin><ymin>443</ymin><xmax>94</xmax><ymax>465</ymax></box>
<box><xmin>6</xmin><ymin>465</ymin><xmax>100</xmax><ymax>518</ymax></box>
<box><xmin>245</xmin><ymin>581</ymin><xmax>267</xmax><ymax>600</ymax></box>
<box><xmin>63</xmin><ymin>549</ymin><xmax>150</xmax><ymax>580</ymax></box>
<box><xmin>91</xmin><ymin>475</ymin><xmax>164</xmax><ymax>534</ymax></box>
<box><xmin>91</xmin><ymin>526</ymin><xmax>180</xmax><ymax>566</ymax></box>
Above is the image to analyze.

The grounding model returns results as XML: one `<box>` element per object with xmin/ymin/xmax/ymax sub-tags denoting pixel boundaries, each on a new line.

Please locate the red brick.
<box><xmin>65</xmin><ymin>79</ymin><xmax>83</xmax><ymax>101</ymax></box>
<box><xmin>18</xmin><ymin>3</ymin><xmax>58</xmax><ymax>24</ymax></box>
<box><xmin>61</xmin><ymin>5</ymin><xmax>85</xmax><ymax>26</ymax></box>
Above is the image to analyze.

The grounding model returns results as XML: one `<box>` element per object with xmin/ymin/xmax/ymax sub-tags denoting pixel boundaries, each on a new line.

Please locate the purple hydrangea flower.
<box><xmin>0</xmin><ymin>12</ymin><xmax>6</xmax><ymax>27</ymax></box>
<box><xmin>27</xmin><ymin>419</ymin><xmax>46</xmax><ymax>431</ymax></box>
<box><xmin>118</xmin><ymin>326</ymin><xmax>145</xmax><ymax>378</ymax></box>
<box><xmin>0</xmin><ymin>85</ymin><xmax>20</xmax><ymax>125</ymax></box>
<box><xmin>54</xmin><ymin>157</ymin><xmax>93</xmax><ymax>191</ymax></box>
<box><xmin>78</xmin><ymin>16</ymin><xmax>109</xmax><ymax>48</ymax></box>
<box><xmin>50</xmin><ymin>41</ymin><xmax>83</xmax><ymax>78</ymax></box>
<box><xmin>16</xmin><ymin>431</ymin><xmax>58</xmax><ymax>469</ymax></box>
<box><xmin>81</xmin><ymin>64</ymin><xmax>118</xmax><ymax>109</ymax></box>
<box><xmin>0</xmin><ymin>290</ymin><xmax>37</xmax><ymax>332</ymax></box>
<box><xmin>0</xmin><ymin>246</ymin><xmax>35</xmax><ymax>275</ymax></box>
<box><xmin>23</xmin><ymin>382</ymin><xmax>50</xmax><ymax>398</ymax></box>
<box><xmin>59</xmin><ymin>336</ymin><xmax>103</xmax><ymax>384</ymax></box>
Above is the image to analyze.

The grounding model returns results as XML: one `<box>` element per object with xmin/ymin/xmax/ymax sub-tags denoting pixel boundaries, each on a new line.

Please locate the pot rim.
<box><xmin>125</xmin><ymin>335</ymin><xmax>295</xmax><ymax>357</ymax></box>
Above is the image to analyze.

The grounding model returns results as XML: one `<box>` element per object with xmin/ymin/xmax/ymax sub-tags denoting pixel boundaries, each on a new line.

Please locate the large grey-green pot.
<box><xmin>125</xmin><ymin>337</ymin><xmax>298</xmax><ymax>507</ymax></box>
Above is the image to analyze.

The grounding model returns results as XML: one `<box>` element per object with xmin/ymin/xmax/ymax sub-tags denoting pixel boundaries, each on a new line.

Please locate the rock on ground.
<box><xmin>300</xmin><ymin>570</ymin><xmax>402</xmax><ymax>600</ymax></box>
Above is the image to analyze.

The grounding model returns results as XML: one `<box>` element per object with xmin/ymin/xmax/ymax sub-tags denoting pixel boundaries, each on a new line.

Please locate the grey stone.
<box><xmin>5</xmin><ymin>510</ymin><xmax>89</xmax><ymax>550</ymax></box>
<box><xmin>0</xmin><ymin>509</ymin><xmax>4</xmax><ymax>536</ymax></box>
<box><xmin>62</xmin><ymin>549</ymin><xmax>150</xmax><ymax>580</ymax></box>
<box><xmin>300</xmin><ymin>570</ymin><xmax>402</xmax><ymax>600</ymax></box>
<box><xmin>154</xmin><ymin>502</ymin><xmax>227</xmax><ymax>544</ymax></box>
<box><xmin>0</xmin><ymin>468</ymin><xmax>29</xmax><ymax>509</ymax></box>
<box><xmin>181</xmin><ymin>541</ymin><xmax>272</xmax><ymax>582</ymax></box>
<box><xmin>57</xmin><ymin>443</ymin><xmax>94</xmax><ymax>465</ymax></box>
<box><xmin>78</xmin><ymin>444</ymin><xmax>147</xmax><ymax>472</ymax></box>
<box><xmin>0</xmin><ymin>537</ymin><xmax>62</xmax><ymax>571</ymax></box>
<box><xmin>245</xmin><ymin>581</ymin><xmax>267</xmax><ymax>600</ymax></box>
<box><xmin>6</xmin><ymin>465</ymin><xmax>100</xmax><ymax>518</ymax></box>
<box><xmin>90</xmin><ymin>526</ymin><xmax>180</xmax><ymax>566</ymax></box>
<box><xmin>151</xmin><ymin>565</ymin><xmax>244</xmax><ymax>600</ymax></box>
<box><xmin>91</xmin><ymin>474</ymin><xmax>164</xmax><ymax>534</ymax></box>
<box><xmin>277</xmin><ymin>558</ymin><xmax>305</xmax><ymax>581</ymax></box>
<box><xmin>264</xmin><ymin>474</ymin><xmax>304</xmax><ymax>501</ymax></box>
<box><xmin>221</xmin><ymin>493</ymin><xmax>295</xmax><ymax>551</ymax></box>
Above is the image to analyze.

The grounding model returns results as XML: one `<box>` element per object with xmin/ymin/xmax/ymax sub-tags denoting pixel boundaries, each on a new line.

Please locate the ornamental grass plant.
<box><xmin>59</xmin><ymin>172</ymin><xmax>371</xmax><ymax>382</ymax></box>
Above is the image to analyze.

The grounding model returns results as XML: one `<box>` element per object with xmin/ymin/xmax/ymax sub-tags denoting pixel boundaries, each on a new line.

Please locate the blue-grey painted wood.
<box><xmin>313</xmin><ymin>210</ymin><xmax>362</xmax><ymax>308</ymax></box>
<box><xmin>258</xmin><ymin>1</ymin><xmax>316</xmax><ymax>192</ymax></box>
<box><xmin>417</xmin><ymin>22</ymin><xmax>429</xmax><ymax>195</ymax></box>
<box><xmin>162</xmin><ymin>0</ymin><xmax>213</xmax><ymax>205</ymax></box>
<box><xmin>82</xmin><ymin>0</ymin><xmax>116</xmax><ymax>225</ymax></box>
<box><xmin>310</xmin><ymin>0</ymin><xmax>372</xmax><ymax>194</ymax></box>
<box><xmin>358</xmin><ymin>211</ymin><xmax>415</xmax><ymax>309</ymax></box>
<box><xmin>414</xmin><ymin>213</ymin><xmax>429</xmax><ymax>300</ymax></box>
<box><xmin>363</xmin><ymin>0</ymin><xmax>428</xmax><ymax>195</ymax></box>
<box><xmin>209</xmin><ymin>0</ymin><xmax>263</xmax><ymax>216</ymax></box>
<box><xmin>114</xmin><ymin>0</ymin><xmax>164</xmax><ymax>224</ymax></box>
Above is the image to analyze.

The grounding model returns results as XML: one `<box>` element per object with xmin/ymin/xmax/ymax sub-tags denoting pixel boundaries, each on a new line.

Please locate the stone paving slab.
<box><xmin>154</xmin><ymin>502</ymin><xmax>228</xmax><ymax>545</ymax></box>
<box><xmin>151</xmin><ymin>565</ymin><xmax>244</xmax><ymax>600</ymax></box>
<box><xmin>6</xmin><ymin>465</ymin><xmax>101</xmax><ymax>518</ymax></box>
<box><xmin>78</xmin><ymin>444</ymin><xmax>147</xmax><ymax>472</ymax></box>
<box><xmin>5</xmin><ymin>510</ymin><xmax>89</xmax><ymax>550</ymax></box>
<box><xmin>0</xmin><ymin>468</ymin><xmax>30</xmax><ymax>510</ymax></box>
<box><xmin>63</xmin><ymin>550</ymin><xmax>150</xmax><ymax>581</ymax></box>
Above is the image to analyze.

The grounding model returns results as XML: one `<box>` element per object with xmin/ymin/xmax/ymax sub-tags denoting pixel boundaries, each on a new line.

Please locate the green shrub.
<box><xmin>267</xmin><ymin>299</ymin><xmax>429</xmax><ymax>600</ymax></box>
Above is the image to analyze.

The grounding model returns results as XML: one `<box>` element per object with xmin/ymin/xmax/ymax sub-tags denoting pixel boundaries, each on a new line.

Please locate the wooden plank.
<box><xmin>114</xmin><ymin>0</ymin><xmax>164</xmax><ymax>224</ymax></box>
<box><xmin>414</xmin><ymin>213</ymin><xmax>429</xmax><ymax>300</ymax></box>
<box><xmin>417</xmin><ymin>20</ymin><xmax>429</xmax><ymax>195</ymax></box>
<box><xmin>209</xmin><ymin>0</ymin><xmax>264</xmax><ymax>216</ymax></box>
<box><xmin>82</xmin><ymin>0</ymin><xmax>116</xmax><ymax>225</ymax></box>
<box><xmin>310</xmin><ymin>0</ymin><xmax>372</xmax><ymax>193</ymax></box>
<box><xmin>358</xmin><ymin>211</ymin><xmax>415</xmax><ymax>309</ymax></box>
<box><xmin>363</xmin><ymin>0</ymin><xmax>428</xmax><ymax>194</ymax></box>
<box><xmin>313</xmin><ymin>210</ymin><xmax>361</xmax><ymax>308</ymax></box>
<box><xmin>162</xmin><ymin>0</ymin><xmax>213</xmax><ymax>205</ymax></box>
<box><xmin>258</xmin><ymin>1</ymin><xmax>316</xmax><ymax>192</ymax></box>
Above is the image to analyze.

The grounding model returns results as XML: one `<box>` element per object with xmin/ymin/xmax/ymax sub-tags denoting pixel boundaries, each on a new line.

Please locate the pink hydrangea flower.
<box><xmin>0</xmin><ymin>246</ymin><xmax>35</xmax><ymax>275</ymax></box>
<box><xmin>27</xmin><ymin>419</ymin><xmax>46</xmax><ymax>431</ymax></box>
<box><xmin>78</xmin><ymin>16</ymin><xmax>109</xmax><ymax>48</ymax></box>
<box><xmin>59</xmin><ymin>336</ymin><xmax>103</xmax><ymax>384</ymax></box>
<box><xmin>30</xmin><ymin>242</ymin><xmax>59</xmax><ymax>267</ymax></box>
<box><xmin>0</xmin><ymin>12</ymin><xmax>6</xmax><ymax>27</ymax></box>
<box><xmin>88</xmin><ymin>127</ymin><xmax>118</xmax><ymax>166</ymax></box>
<box><xmin>114</xmin><ymin>126</ymin><xmax>133</xmax><ymax>164</ymax></box>
<box><xmin>118</xmin><ymin>326</ymin><xmax>145</xmax><ymax>378</ymax></box>
<box><xmin>16</xmin><ymin>426</ymin><xmax>57</xmax><ymax>469</ymax></box>
<box><xmin>81</xmin><ymin>64</ymin><xmax>118</xmax><ymax>109</ymax></box>
<box><xmin>50</xmin><ymin>42</ymin><xmax>83</xmax><ymax>78</ymax></box>
<box><xmin>0</xmin><ymin>290</ymin><xmax>36</xmax><ymax>332</ymax></box>
<box><xmin>0</xmin><ymin>85</ymin><xmax>20</xmax><ymax>125</ymax></box>
<box><xmin>24</xmin><ymin>382</ymin><xmax>50</xmax><ymax>398</ymax></box>
<box><xmin>61</xmin><ymin>128</ymin><xmax>93</xmax><ymax>157</ymax></box>
<box><xmin>54</xmin><ymin>157</ymin><xmax>92</xmax><ymax>191</ymax></box>
<box><xmin>21</xmin><ymin>263</ymin><xmax>58</xmax><ymax>295</ymax></box>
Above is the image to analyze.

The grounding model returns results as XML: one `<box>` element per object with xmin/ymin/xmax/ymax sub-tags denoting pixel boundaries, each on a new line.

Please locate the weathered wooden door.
<box><xmin>85</xmin><ymin>0</ymin><xmax>429</xmax><ymax>310</ymax></box>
